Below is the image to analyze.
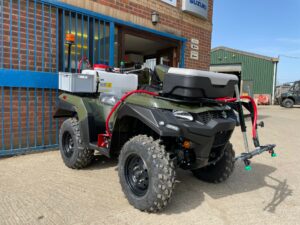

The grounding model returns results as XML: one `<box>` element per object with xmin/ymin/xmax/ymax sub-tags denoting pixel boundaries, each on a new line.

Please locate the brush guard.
<box><xmin>216</xmin><ymin>85</ymin><xmax>277</xmax><ymax>171</ymax></box>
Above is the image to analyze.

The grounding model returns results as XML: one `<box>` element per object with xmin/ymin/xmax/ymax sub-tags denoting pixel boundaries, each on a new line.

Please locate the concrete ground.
<box><xmin>0</xmin><ymin>106</ymin><xmax>299</xmax><ymax>225</ymax></box>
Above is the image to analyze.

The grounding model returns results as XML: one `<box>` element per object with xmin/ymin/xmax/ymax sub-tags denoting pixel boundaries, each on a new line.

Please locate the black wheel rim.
<box><xmin>124</xmin><ymin>154</ymin><xmax>149</xmax><ymax>197</ymax></box>
<box><xmin>285</xmin><ymin>101</ymin><xmax>292</xmax><ymax>107</ymax></box>
<box><xmin>62</xmin><ymin>131</ymin><xmax>74</xmax><ymax>158</ymax></box>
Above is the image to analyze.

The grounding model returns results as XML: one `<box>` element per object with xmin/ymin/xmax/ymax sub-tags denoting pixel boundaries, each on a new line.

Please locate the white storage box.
<box><xmin>97</xmin><ymin>71</ymin><xmax>138</xmax><ymax>98</ymax></box>
<box><xmin>59</xmin><ymin>72</ymin><xmax>97</xmax><ymax>93</ymax></box>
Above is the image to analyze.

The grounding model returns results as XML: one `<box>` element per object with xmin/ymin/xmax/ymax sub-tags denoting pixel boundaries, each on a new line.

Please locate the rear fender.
<box><xmin>53</xmin><ymin>94</ymin><xmax>91</xmax><ymax>147</ymax></box>
<box><xmin>53</xmin><ymin>99</ymin><xmax>77</xmax><ymax>118</ymax></box>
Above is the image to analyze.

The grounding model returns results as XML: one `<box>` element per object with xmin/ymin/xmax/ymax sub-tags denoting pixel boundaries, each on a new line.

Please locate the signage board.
<box><xmin>191</xmin><ymin>38</ymin><xmax>199</xmax><ymax>45</ymax></box>
<box><xmin>190</xmin><ymin>51</ymin><xmax>199</xmax><ymax>60</ymax></box>
<box><xmin>182</xmin><ymin>0</ymin><xmax>208</xmax><ymax>19</ymax></box>
<box><xmin>191</xmin><ymin>44</ymin><xmax>199</xmax><ymax>50</ymax></box>
<box><xmin>161</xmin><ymin>0</ymin><xmax>177</xmax><ymax>7</ymax></box>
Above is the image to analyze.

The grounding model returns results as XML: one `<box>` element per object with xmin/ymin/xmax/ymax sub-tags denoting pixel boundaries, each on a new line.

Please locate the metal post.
<box><xmin>272</xmin><ymin>57</ymin><xmax>279</xmax><ymax>105</ymax></box>
<box><xmin>67</xmin><ymin>43</ymin><xmax>72</xmax><ymax>71</ymax></box>
<box><xmin>235</xmin><ymin>84</ymin><xmax>250</xmax><ymax>153</ymax></box>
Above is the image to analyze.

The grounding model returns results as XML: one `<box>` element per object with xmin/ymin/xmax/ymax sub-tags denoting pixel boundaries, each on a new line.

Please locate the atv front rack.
<box><xmin>216</xmin><ymin>85</ymin><xmax>277</xmax><ymax>171</ymax></box>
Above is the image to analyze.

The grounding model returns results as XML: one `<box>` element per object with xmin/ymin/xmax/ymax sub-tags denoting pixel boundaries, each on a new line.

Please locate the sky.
<box><xmin>211</xmin><ymin>0</ymin><xmax>300</xmax><ymax>84</ymax></box>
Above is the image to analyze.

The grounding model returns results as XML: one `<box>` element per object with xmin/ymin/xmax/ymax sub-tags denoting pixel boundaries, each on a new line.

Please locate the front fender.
<box><xmin>115</xmin><ymin>103</ymin><xmax>180</xmax><ymax>137</ymax></box>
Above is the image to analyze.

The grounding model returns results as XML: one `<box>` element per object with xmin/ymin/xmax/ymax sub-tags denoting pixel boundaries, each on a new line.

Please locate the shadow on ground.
<box><xmin>164</xmin><ymin>162</ymin><xmax>292</xmax><ymax>214</ymax></box>
<box><xmin>84</xmin><ymin>155</ymin><xmax>118</xmax><ymax>170</ymax></box>
<box><xmin>84</xmin><ymin>156</ymin><xmax>292</xmax><ymax>215</ymax></box>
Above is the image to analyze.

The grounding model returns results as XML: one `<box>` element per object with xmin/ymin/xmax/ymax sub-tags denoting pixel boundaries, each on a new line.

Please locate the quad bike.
<box><xmin>54</xmin><ymin>64</ymin><xmax>277</xmax><ymax>213</ymax></box>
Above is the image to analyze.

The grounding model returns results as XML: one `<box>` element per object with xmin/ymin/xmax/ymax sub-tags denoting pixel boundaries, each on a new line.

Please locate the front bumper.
<box><xmin>150</xmin><ymin>110</ymin><xmax>236</xmax><ymax>169</ymax></box>
<box><xmin>180</xmin><ymin>119</ymin><xmax>235</xmax><ymax>169</ymax></box>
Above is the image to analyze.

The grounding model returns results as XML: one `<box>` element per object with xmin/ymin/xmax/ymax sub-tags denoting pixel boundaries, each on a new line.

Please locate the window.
<box><xmin>60</xmin><ymin>11</ymin><xmax>118</xmax><ymax>72</ymax></box>
<box><xmin>294</xmin><ymin>83</ymin><xmax>300</xmax><ymax>92</ymax></box>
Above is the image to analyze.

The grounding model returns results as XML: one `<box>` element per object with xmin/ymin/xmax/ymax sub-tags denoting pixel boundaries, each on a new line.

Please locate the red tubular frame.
<box><xmin>100</xmin><ymin>91</ymin><xmax>258</xmax><ymax>147</ymax></box>
<box><xmin>105</xmin><ymin>90</ymin><xmax>158</xmax><ymax>137</ymax></box>
<box><xmin>216</xmin><ymin>96</ymin><xmax>258</xmax><ymax>139</ymax></box>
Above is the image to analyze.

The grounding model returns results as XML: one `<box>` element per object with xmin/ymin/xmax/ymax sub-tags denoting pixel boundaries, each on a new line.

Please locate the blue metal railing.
<box><xmin>0</xmin><ymin>86</ymin><xmax>59</xmax><ymax>156</ymax></box>
<box><xmin>0</xmin><ymin>0</ymin><xmax>3</xmax><ymax>68</ymax></box>
<box><xmin>0</xmin><ymin>0</ymin><xmax>115</xmax><ymax>156</ymax></box>
<box><xmin>0</xmin><ymin>0</ymin><xmax>186</xmax><ymax>156</ymax></box>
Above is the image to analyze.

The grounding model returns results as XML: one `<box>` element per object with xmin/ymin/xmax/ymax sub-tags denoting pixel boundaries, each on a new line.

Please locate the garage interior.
<box><xmin>119</xmin><ymin>28</ymin><xmax>180</xmax><ymax>70</ymax></box>
<box><xmin>210</xmin><ymin>64</ymin><xmax>253</xmax><ymax>96</ymax></box>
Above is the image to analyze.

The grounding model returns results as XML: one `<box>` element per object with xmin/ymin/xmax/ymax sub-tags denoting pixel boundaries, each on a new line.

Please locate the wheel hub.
<box><xmin>125</xmin><ymin>154</ymin><xmax>149</xmax><ymax>197</ymax></box>
<box><xmin>62</xmin><ymin>132</ymin><xmax>74</xmax><ymax>158</ymax></box>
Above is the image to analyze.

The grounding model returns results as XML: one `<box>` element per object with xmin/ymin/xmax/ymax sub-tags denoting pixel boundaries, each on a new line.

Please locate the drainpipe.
<box><xmin>271</xmin><ymin>57</ymin><xmax>279</xmax><ymax>105</ymax></box>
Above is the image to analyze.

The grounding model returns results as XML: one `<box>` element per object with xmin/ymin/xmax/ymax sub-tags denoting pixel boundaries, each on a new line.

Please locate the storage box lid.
<box><xmin>162</xmin><ymin>68</ymin><xmax>239</xmax><ymax>99</ymax></box>
<box><xmin>167</xmin><ymin>68</ymin><xmax>238</xmax><ymax>86</ymax></box>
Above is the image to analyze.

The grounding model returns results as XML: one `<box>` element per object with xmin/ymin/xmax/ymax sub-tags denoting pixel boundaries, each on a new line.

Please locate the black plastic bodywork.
<box><xmin>53</xmin><ymin>99</ymin><xmax>77</xmax><ymax>118</ymax></box>
<box><xmin>113</xmin><ymin>103</ymin><xmax>236</xmax><ymax>169</ymax></box>
<box><xmin>162</xmin><ymin>73</ymin><xmax>238</xmax><ymax>99</ymax></box>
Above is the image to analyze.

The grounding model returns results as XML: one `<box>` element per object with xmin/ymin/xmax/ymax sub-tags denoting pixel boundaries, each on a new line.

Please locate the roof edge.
<box><xmin>211</xmin><ymin>46</ymin><xmax>279</xmax><ymax>62</ymax></box>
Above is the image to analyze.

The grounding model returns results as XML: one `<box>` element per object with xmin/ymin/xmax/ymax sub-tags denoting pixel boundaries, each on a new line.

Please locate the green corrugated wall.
<box><xmin>211</xmin><ymin>49</ymin><xmax>275</xmax><ymax>95</ymax></box>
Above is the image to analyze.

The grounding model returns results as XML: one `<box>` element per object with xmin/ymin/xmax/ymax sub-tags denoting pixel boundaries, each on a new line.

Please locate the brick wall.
<box><xmin>2</xmin><ymin>0</ymin><xmax>213</xmax><ymax>70</ymax></box>
<box><xmin>1</xmin><ymin>0</ymin><xmax>58</xmax><ymax>152</ymax></box>
<box><xmin>61</xmin><ymin>0</ymin><xmax>214</xmax><ymax>70</ymax></box>
<box><xmin>2</xmin><ymin>0</ymin><xmax>57</xmax><ymax>71</ymax></box>
<box><xmin>0</xmin><ymin>87</ymin><xmax>58</xmax><ymax>150</ymax></box>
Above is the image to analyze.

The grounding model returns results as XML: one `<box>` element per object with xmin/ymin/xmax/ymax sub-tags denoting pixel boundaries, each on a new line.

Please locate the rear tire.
<box><xmin>59</xmin><ymin>118</ymin><xmax>94</xmax><ymax>169</ymax></box>
<box><xmin>282</xmin><ymin>98</ymin><xmax>294</xmax><ymax>108</ymax></box>
<box><xmin>192</xmin><ymin>143</ymin><xmax>235</xmax><ymax>183</ymax></box>
<box><xmin>118</xmin><ymin>135</ymin><xmax>175</xmax><ymax>212</ymax></box>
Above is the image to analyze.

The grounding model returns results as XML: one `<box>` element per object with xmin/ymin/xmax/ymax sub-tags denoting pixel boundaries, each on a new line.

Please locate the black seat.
<box><xmin>139</xmin><ymin>65</ymin><xmax>169</xmax><ymax>92</ymax></box>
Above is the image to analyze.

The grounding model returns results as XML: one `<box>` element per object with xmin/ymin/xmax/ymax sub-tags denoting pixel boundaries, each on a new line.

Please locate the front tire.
<box><xmin>282</xmin><ymin>98</ymin><xmax>294</xmax><ymax>108</ymax></box>
<box><xmin>192</xmin><ymin>143</ymin><xmax>235</xmax><ymax>183</ymax></box>
<box><xmin>118</xmin><ymin>135</ymin><xmax>175</xmax><ymax>212</ymax></box>
<box><xmin>59</xmin><ymin>118</ymin><xmax>94</xmax><ymax>169</ymax></box>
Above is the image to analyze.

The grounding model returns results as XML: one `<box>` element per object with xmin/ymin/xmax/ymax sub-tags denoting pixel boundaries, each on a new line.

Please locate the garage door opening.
<box><xmin>118</xmin><ymin>28</ymin><xmax>180</xmax><ymax>70</ymax></box>
<box><xmin>210</xmin><ymin>64</ymin><xmax>250</xmax><ymax>94</ymax></box>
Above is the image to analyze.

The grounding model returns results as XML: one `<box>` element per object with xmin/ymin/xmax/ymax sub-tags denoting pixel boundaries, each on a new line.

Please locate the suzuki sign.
<box><xmin>182</xmin><ymin>0</ymin><xmax>208</xmax><ymax>19</ymax></box>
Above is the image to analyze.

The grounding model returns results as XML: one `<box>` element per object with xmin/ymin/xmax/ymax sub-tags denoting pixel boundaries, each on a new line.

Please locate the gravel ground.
<box><xmin>0</xmin><ymin>106</ymin><xmax>299</xmax><ymax>225</ymax></box>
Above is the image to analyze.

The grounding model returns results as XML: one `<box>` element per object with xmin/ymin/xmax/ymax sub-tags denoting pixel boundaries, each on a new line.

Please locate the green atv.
<box><xmin>54</xmin><ymin>65</ymin><xmax>276</xmax><ymax>212</ymax></box>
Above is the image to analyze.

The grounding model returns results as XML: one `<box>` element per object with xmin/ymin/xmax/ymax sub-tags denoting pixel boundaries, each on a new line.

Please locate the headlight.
<box><xmin>99</xmin><ymin>93</ymin><xmax>118</xmax><ymax>106</ymax></box>
<box><xmin>172</xmin><ymin>110</ymin><xmax>194</xmax><ymax>121</ymax></box>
